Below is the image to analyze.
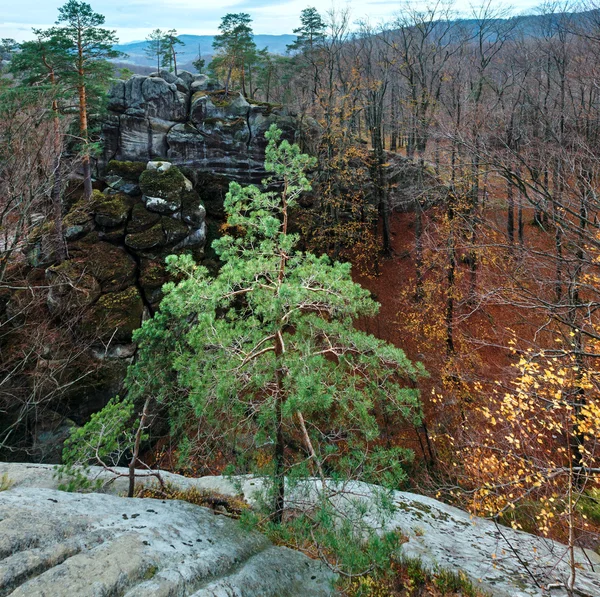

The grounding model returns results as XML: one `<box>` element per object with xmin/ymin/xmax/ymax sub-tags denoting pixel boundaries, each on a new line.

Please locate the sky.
<box><xmin>0</xmin><ymin>0</ymin><xmax>541</xmax><ymax>44</ymax></box>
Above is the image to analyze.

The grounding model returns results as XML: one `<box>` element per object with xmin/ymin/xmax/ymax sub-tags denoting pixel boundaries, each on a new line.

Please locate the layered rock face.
<box><xmin>0</xmin><ymin>162</ymin><xmax>209</xmax><ymax>461</ymax></box>
<box><xmin>103</xmin><ymin>70</ymin><xmax>297</xmax><ymax>183</ymax></box>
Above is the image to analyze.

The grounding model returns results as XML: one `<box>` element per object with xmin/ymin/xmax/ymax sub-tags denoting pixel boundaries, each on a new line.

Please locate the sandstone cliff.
<box><xmin>103</xmin><ymin>70</ymin><xmax>298</xmax><ymax>183</ymax></box>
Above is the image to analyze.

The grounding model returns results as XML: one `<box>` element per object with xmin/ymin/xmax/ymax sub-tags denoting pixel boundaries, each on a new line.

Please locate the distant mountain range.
<box><xmin>115</xmin><ymin>34</ymin><xmax>296</xmax><ymax>71</ymax></box>
<box><xmin>113</xmin><ymin>9</ymin><xmax>600</xmax><ymax>73</ymax></box>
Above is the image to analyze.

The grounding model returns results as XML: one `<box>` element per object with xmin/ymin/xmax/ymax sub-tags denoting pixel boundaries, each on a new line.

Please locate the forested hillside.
<box><xmin>2</xmin><ymin>1</ymin><xmax>600</xmax><ymax>595</ymax></box>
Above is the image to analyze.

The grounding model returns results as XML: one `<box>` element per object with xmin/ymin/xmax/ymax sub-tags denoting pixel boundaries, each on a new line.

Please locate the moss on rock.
<box><xmin>139</xmin><ymin>166</ymin><xmax>186</xmax><ymax>203</ymax></box>
<box><xmin>125</xmin><ymin>221</ymin><xmax>166</xmax><ymax>251</ymax></box>
<box><xmin>94</xmin><ymin>194</ymin><xmax>133</xmax><ymax>228</ymax></box>
<box><xmin>67</xmin><ymin>240</ymin><xmax>136</xmax><ymax>293</ymax></box>
<box><xmin>127</xmin><ymin>202</ymin><xmax>161</xmax><ymax>234</ymax></box>
<box><xmin>84</xmin><ymin>286</ymin><xmax>144</xmax><ymax>343</ymax></box>
<box><xmin>107</xmin><ymin>160</ymin><xmax>146</xmax><ymax>180</ymax></box>
<box><xmin>139</xmin><ymin>258</ymin><xmax>168</xmax><ymax>290</ymax></box>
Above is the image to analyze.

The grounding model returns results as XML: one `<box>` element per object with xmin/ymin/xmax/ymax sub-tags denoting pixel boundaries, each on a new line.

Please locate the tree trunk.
<box><xmin>77</xmin><ymin>31</ymin><xmax>92</xmax><ymax>201</ymax></box>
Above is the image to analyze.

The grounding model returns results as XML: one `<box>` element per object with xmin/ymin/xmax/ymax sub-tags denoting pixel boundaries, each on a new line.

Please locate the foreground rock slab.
<box><xmin>0</xmin><ymin>485</ymin><xmax>334</xmax><ymax>597</ymax></box>
<box><xmin>3</xmin><ymin>462</ymin><xmax>600</xmax><ymax>596</ymax></box>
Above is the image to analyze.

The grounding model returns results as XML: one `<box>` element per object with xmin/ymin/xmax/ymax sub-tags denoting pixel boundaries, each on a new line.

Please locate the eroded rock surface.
<box><xmin>3</xmin><ymin>463</ymin><xmax>600</xmax><ymax>597</ymax></box>
<box><xmin>103</xmin><ymin>71</ymin><xmax>298</xmax><ymax>183</ymax></box>
<box><xmin>0</xmin><ymin>484</ymin><xmax>334</xmax><ymax>597</ymax></box>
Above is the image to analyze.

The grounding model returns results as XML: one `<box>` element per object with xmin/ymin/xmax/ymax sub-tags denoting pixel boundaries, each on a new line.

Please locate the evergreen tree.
<box><xmin>124</xmin><ymin>126</ymin><xmax>425</xmax><ymax>521</ymax></box>
<box><xmin>211</xmin><ymin>13</ymin><xmax>257</xmax><ymax>95</ymax></box>
<box><xmin>287</xmin><ymin>7</ymin><xmax>326</xmax><ymax>53</ymax></box>
<box><xmin>47</xmin><ymin>1</ymin><xmax>122</xmax><ymax>201</ymax></box>
<box><xmin>145</xmin><ymin>28</ymin><xmax>167</xmax><ymax>73</ymax></box>
<box><xmin>0</xmin><ymin>38</ymin><xmax>17</xmax><ymax>71</ymax></box>
<box><xmin>162</xmin><ymin>29</ymin><xmax>184</xmax><ymax>76</ymax></box>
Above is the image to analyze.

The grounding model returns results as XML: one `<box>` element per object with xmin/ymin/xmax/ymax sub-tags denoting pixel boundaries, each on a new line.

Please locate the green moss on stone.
<box><xmin>125</xmin><ymin>221</ymin><xmax>166</xmax><ymax>251</ymax></box>
<box><xmin>67</xmin><ymin>241</ymin><xmax>136</xmax><ymax>293</ymax></box>
<box><xmin>192</xmin><ymin>91</ymin><xmax>208</xmax><ymax>102</ymax></box>
<box><xmin>207</xmin><ymin>90</ymin><xmax>236</xmax><ymax>107</ymax></box>
<box><xmin>247</xmin><ymin>98</ymin><xmax>283</xmax><ymax>114</ymax></box>
<box><xmin>127</xmin><ymin>202</ymin><xmax>161</xmax><ymax>234</ymax></box>
<box><xmin>94</xmin><ymin>194</ymin><xmax>133</xmax><ymax>228</ymax></box>
<box><xmin>140</xmin><ymin>258</ymin><xmax>169</xmax><ymax>290</ymax></box>
<box><xmin>107</xmin><ymin>160</ymin><xmax>146</xmax><ymax>180</ymax></box>
<box><xmin>139</xmin><ymin>166</ymin><xmax>186</xmax><ymax>202</ymax></box>
<box><xmin>85</xmin><ymin>286</ymin><xmax>144</xmax><ymax>343</ymax></box>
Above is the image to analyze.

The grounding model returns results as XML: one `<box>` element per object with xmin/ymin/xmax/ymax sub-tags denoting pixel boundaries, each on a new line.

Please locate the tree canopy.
<box><xmin>118</xmin><ymin>125</ymin><xmax>425</xmax><ymax>521</ymax></box>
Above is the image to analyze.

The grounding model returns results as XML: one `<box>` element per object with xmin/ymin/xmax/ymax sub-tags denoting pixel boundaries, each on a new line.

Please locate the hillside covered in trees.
<box><xmin>3</xmin><ymin>1</ymin><xmax>600</xmax><ymax>595</ymax></box>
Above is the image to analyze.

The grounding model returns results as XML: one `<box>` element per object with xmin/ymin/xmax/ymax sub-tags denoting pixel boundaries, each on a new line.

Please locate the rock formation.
<box><xmin>0</xmin><ymin>479</ymin><xmax>333</xmax><ymax>595</ymax></box>
<box><xmin>103</xmin><ymin>70</ymin><xmax>298</xmax><ymax>183</ymax></box>
<box><xmin>0</xmin><ymin>160</ymin><xmax>210</xmax><ymax>462</ymax></box>
<box><xmin>3</xmin><ymin>462</ymin><xmax>600</xmax><ymax>597</ymax></box>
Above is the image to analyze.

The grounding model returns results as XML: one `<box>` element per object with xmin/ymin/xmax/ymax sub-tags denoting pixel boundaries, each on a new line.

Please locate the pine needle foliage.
<box><xmin>127</xmin><ymin>125</ymin><xmax>425</xmax><ymax>519</ymax></box>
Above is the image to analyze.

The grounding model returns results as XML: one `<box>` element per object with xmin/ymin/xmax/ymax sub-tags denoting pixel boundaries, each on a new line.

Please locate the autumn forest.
<box><xmin>2</xmin><ymin>1</ymin><xmax>600</xmax><ymax>595</ymax></box>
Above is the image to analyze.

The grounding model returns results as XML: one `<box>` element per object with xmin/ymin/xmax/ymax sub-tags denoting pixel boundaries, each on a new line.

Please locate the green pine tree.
<box><xmin>162</xmin><ymin>29</ymin><xmax>184</xmax><ymax>76</ymax></box>
<box><xmin>211</xmin><ymin>13</ymin><xmax>257</xmax><ymax>95</ymax></box>
<box><xmin>48</xmin><ymin>1</ymin><xmax>123</xmax><ymax>200</ymax></box>
<box><xmin>125</xmin><ymin>125</ymin><xmax>425</xmax><ymax>521</ymax></box>
<box><xmin>145</xmin><ymin>29</ymin><xmax>167</xmax><ymax>73</ymax></box>
<box><xmin>287</xmin><ymin>7</ymin><xmax>326</xmax><ymax>54</ymax></box>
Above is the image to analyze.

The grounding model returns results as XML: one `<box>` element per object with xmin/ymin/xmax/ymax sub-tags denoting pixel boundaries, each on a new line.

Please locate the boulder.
<box><xmin>104</xmin><ymin>175</ymin><xmax>140</xmax><ymax>196</ymax></box>
<box><xmin>190</xmin><ymin>74</ymin><xmax>209</xmax><ymax>92</ymax></box>
<box><xmin>143</xmin><ymin>196</ymin><xmax>180</xmax><ymax>214</ymax></box>
<box><xmin>161</xmin><ymin>216</ymin><xmax>189</xmax><ymax>244</ymax></box>
<box><xmin>227</xmin><ymin>93</ymin><xmax>251</xmax><ymax>117</ymax></box>
<box><xmin>106</xmin><ymin>160</ymin><xmax>147</xmax><ymax>180</ymax></box>
<box><xmin>127</xmin><ymin>202</ymin><xmax>161</xmax><ymax>234</ymax></box>
<box><xmin>174</xmin><ymin>222</ymin><xmax>206</xmax><ymax>250</ymax></box>
<box><xmin>182</xmin><ymin>190</ymin><xmax>207</xmax><ymax>226</ymax></box>
<box><xmin>0</xmin><ymin>484</ymin><xmax>334</xmax><ymax>597</ymax></box>
<box><xmin>68</xmin><ymin>239</ymin><xmax>137</xmax><ymax>293</ymax></box>
<box><xmin>146</xmin><ymin>160</ymin><xmax>172</xmax><ymax>173</ymax></box>
<box><xmin>84</xmin><ymin>286</ymin><xmax>144</xmax><ymax>343</ymax></box>
<box><xmin>149</xmin><ymin>69</ymin><xmax>178</xmax><ymax>85</ymax></box>
<box><xmin>94</xmin><ymin>194</ymin><xmax>133</xmax><ymax>228</ymax></box>
<box><xmin>139</xmin><ymin>258</ymin><xmax>169</xmax><ymax>305</ymax></box>
<box><xmin>125</xmin><ymin>221</ymin><xmax>166</xmax><ymax>251</ymax></box>
<box><xmin>142</xmin><ymin>76</ymin><xmax>188</xmax><ymax>121</ymax></box>
<box><xmin>139</xmin><ymin>165</ymin><xmax>186</xmax><ymax>204</ymax></box>
<box><xmin>177</xmin><ymin>70</ymin><xmax>194</xmax><ymax>88</ymax></box>
<box><xmin>190</xmin><ymin>92</ymin><xmax>221</xmax><ymax>123</ymax></box>
<box><xmin>45</xmin><ymin>261</ymin><xmax>101</xmax><ymax>316</ymax></box>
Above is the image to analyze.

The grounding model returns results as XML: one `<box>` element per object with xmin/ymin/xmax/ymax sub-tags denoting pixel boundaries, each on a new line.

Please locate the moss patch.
<box><xmin>67</xmin><ymin>241</ymin><xmax>136</xmax><ymax>293</ymax></box>
<box><xmin>84</xmin><ymin>286</ymin><xmax>144</xmax><ymax>343</ymax></box>
<box><xmin>94</xmin><ymin>194</ymin><xmax>133</xmax><ymax>228</ymax></box>
<box><xmin>107</xmin><ymin>160</ymin><xmax>146</xmax><ymax>180</ymax></box>
<box><xmin>127</xmin><ymin>202</ymin><xmax>161</xmax><ymax>234</ymax></box>
<box><xmin>139</xmin><ymin>166</ymin><xmax>186</xmax><ymax>202</ymax></box>
<box><xmin>139</xmin><ymin>258</ymin><xmax>169</xmax><ymax>290</ymax></box>
<box><xmin>125</xmin><ymin>222</ymin><xmax>166</xmax><ymax>251</ymax></box>
<box><xmin>136</xmin><ymin>483</ymin><xmax>249</xmax><ymax>518</ymax></box>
